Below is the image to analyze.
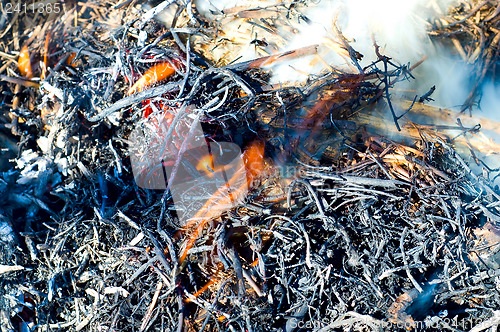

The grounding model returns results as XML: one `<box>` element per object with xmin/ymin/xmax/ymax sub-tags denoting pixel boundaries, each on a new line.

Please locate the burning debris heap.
<box><xmin>428</xmin><ymin>0</ymin><xmax>500</xmax><ymax>112</ymax></box>
<box><xmin>0</xmin><ymin>0</ymin><xmax>499</xmax><ymax>331</ymax></box>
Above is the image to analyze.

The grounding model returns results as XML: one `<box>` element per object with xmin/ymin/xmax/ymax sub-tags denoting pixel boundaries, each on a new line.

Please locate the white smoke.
<box><xmin>271</xmin><ymin>0</ymin><xmax>461</xmax><ymax>94</ymax></box>
<box><xmin>191</xmin><ymin>0</ymin><xmax>483</xmax><ymax>113</ymax></box>
<box><xmin>268</xmin><ymin>0</ymin><xmax>499</xmax><ymax>178</ymax></box>
<box><xmin>480</xmin><ymin>80</ymin><xmax>500</xmax><ymax>122</ymax></box>
<box><xmin>159</xmin><ymin>0</ymin><xmax>499</xmax><ymax>176</ymax></box>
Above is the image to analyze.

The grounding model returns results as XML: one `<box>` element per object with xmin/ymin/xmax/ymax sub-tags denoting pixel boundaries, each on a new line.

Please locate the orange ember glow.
<box><xmin>128</xmin><ymin>62</ymin><xmax>175</xmax><ymax>95</ymax></box>
<box><xmin>18</xmin><ymin>45</ymin><xmax>33</xmax><ymax>79</ymax></box>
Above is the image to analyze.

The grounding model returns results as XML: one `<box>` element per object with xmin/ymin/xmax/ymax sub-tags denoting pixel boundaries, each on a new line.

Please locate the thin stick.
<box><xmin>140</xmin><ymin>281</ymin><xmax>163</xmax><ymax>332</ymax></box>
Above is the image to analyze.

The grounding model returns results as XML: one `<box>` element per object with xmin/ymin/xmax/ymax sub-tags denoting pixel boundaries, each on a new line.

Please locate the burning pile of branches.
<box><xmin>0</xmin><ymin>0</ymin><xmax>499</xmax><ymax>331</ymax></box>
<box><xmin>429</xmin><ymin>0</ymin><xmax>500</xmax><ymax>112</ymax></box>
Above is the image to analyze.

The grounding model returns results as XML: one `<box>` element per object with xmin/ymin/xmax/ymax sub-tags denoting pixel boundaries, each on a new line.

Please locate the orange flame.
<box><xmin>196</xmin><ymin>154</ymin><xmax>216</xmax><ymax>178</ymax></box>
<box><xmin>18</xmin><ymin>45</ymin><xmax>33</xmax><ymax>79</ymax></box>
<box><xmin>128</xmin><ymin>62</ymin><xmax>175</xmax><ymax>95</ymax></box>
<box><xmin>179</xmin><ymin>140</ymin><xmax>266</xmax><ymax>264</ymax></box>
<box><xmin>179</xmin><ymin>172</ymin><xmax>247</xmax><ymax>263</ymax></box>
<box><xmin>67</xmin><ymin>53</ymin><xmax>77</xmax><ymax>68</ymax></box>
<box><xmin>250</xmin><ymin>258</ymin><xmax>259</xmax><ymax>267</ymax></box>
<box><xmin>184</xmin><ymin>278</ymin><xmax>216</xmax><ymax>303</ymax></box>
<box><xmin>196</xmin><ymin>151</ymin><xmax>240</xmax><ymax>178</ymax></box>
<box><xmin>243</xmin><ymin>140</ymin><xmax>265</xmax><ymax>185</ymax></box>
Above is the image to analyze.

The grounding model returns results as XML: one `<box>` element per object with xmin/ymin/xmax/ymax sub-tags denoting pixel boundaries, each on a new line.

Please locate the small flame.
<box><xmin>469</xmin><ymin>132</ymin><xmax>500</xmax><ymax>155</ymax></box>
<box><xmin>184</xmin><ymin>278</ymin><xmax>216</xmax><ymax>303</ymax></box>
<box><xmin>67</xmin><ymin>53</ymin><xmax>77</xmax><ymax>68</ymax></box>
<box><xmin>128</xmin><ymin>62</ymin><xmax>176</xmax><ymax>95</ymax></box>
<box><xmin>195</xmin><ymin>151</ymin><xmax>240</xmax><ymax>179</ymax></box>
<box><xmin>196</xmin><ymin>154</ymin><xmax>216</xmax><ymax>178</ymax></box>
<box><xmin>179</xmin><ymin>140</ymin><xmax>266</xmax><ymax>264</ymax></box>
<box><xmin>243</xmin><ymin>140</ymin><xmax>265</xmax><ymax>185</ymax></box>
<box><xmin>179</xmin><ymin>172</ymin><xmax>247</xmax><ymax>263</ymax></box>
<box><xmin>322</xmin><ymin>38</ymin><xmax>350</xmax><ymax>58</ymax></box>
<box><xmin>18</xmin><ymin>45</ymin><xmax>33</xmax><ymax>79</ymax></box>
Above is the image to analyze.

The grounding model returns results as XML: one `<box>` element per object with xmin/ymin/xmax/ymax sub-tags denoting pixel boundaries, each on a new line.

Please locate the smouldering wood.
<box><xmin>1</xmin><ymin>0</ymin><xmax>499</xmax><ymax>331</ymax></box>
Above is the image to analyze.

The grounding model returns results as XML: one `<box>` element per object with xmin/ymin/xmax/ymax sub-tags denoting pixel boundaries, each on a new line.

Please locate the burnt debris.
<box><xmin>0</xmin><ymin>1</ymin><xmax>499</xmax><ymax>331</ymax></box>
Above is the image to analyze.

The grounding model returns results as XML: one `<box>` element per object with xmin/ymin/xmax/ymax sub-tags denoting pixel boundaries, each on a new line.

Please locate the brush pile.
<box><xmin>429</xmin><ymin>0</ymin><xmax>500</xmax><ymax>112</ymax></box>
<box><xmin>0</xmin><ymin>1</ymin><xmax>499</xmax><ymax>331</ymax></box>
